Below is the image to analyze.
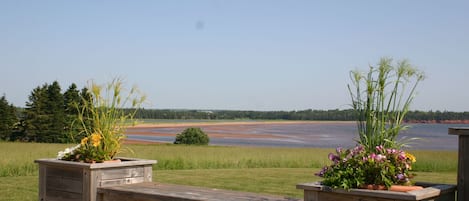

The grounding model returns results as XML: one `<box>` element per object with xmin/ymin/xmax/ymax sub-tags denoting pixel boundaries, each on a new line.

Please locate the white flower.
<box><xmin>56</xmin><ymin>144</ymin><xmax>81</xmax><ymax>160</ymax></box>
<box><xmin>57</xmin><ymin>151</ymin><xmax>65</xmax><ymax>159</ymax></box>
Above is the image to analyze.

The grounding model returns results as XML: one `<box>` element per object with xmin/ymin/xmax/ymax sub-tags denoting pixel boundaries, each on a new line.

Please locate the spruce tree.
<box><xmin>45</xmin><ymin>81</ymin><xmax>65</xmax><ymax>143</ymax></box>
<box><xmin>63</xmin><ymin>83</ymin><xmax>81</xmax><ymax>142</ymax></box>
<box><xmin>24</xmin><ymin>82</ymin><xmax>67</xmax><ymax>142</ymax></box>
<box><xmin>25</xmin><ymin>84</ymin><xmax>49</xmax><ymax>142</ymax></box>
<box><xmin>0</xmin><ymin>95</ymin><xmax>17</xmax><ymax>140</ymax></box>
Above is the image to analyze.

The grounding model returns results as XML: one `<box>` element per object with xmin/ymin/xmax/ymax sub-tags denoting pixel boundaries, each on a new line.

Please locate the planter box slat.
<box><xmin>45</xmin><ymin>189</ymin><xmax>82</xmax><ymax>201</ymax></box>
<box><xmin>99</xmin><ymin>177</ymin><xmax>145</xmax><ymax>186</ymax></box>
<box><xmin>46</xmin><ymin>176</ymin><xmax>83</xmax><ymax>193</ymax></box>
<box><xmin>46</xmin><ymin>166</ymin><xmax>83</xmax><ymax>179</ymax></box>
<box><xmin>99</xmin><ymin>167</ymin><xmax>144</xmax><ymax>180</ymax></box>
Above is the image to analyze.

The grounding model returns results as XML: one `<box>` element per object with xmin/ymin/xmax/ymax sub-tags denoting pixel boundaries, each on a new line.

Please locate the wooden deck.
<box><xmin>97</xmin><ymin>182</ymin><xmax>301</xmax><ymax>201</ymax></box>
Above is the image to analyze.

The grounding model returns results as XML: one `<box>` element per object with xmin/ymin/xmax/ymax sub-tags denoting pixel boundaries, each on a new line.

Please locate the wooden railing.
<box><xmin>448</xmin><ymin>127</ymin><xmax>469</xmax><ymax>201</ymax></box>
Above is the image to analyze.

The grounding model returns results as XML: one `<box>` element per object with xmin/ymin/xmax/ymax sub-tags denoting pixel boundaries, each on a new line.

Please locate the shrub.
<box><xmin>174</xmin><ymin>127</ymin><xmax>209</xmax><ymax>145</ymax></box>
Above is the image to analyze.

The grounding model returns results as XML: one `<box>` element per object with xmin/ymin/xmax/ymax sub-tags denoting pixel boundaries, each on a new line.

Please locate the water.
<box><xmin>126</xmin><ymin>123</ymin><xmax>465</xmax><ymax>150</ymax></box>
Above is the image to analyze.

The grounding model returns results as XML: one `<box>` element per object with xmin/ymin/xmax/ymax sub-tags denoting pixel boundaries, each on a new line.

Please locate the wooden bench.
<box><xmin>97</xmin><ymin>182</ymin><xmax>301</xmax><ymax>201</ymax></box>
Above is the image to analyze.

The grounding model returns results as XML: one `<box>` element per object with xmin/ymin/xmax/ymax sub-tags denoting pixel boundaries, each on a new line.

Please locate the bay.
<box><xmin>126</xmin><ymin>122</ymin><xmax>466</xmax><ymax>150</ymax></box>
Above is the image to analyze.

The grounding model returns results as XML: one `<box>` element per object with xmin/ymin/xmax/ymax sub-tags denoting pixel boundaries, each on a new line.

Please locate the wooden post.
<box><xmin>448</xmin><ymin>127</ymin><xmax>469</xmax><ymax>201</ymax></box>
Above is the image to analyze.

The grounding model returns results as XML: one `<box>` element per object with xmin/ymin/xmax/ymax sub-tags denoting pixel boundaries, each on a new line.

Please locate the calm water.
<box><xmin>127</xmin><ymin>123</ymin><xmax>466</xmax><ymax>150</ymax></box>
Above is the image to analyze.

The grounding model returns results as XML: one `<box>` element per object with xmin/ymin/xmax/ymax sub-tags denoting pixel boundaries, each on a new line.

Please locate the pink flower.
<box><xmin>374</xmin><ymin>154</ymin><xmax>386</xmax><ymax>162</ymax></box>
<box><xmin>398</xmin><ymin>152</ymin><xmax>406</xmax><ymax>160</ymax></box>
<box><xmin>369</xmin><ymin>153</ymin><xmax>377</xmax><ymax>161</ymax></box>
<box><xmin>386</xmin><ymin>148</ymin><xmax>397</xmax><ymax>154</ymax></box>
<box><xmin>376</xmin><ymin>145</ymin><xmax>384</xmax><ymax>152</ymax></box>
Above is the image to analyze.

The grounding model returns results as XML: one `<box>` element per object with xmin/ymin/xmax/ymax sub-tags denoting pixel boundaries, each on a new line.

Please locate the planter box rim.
<box><xmin>296</xmin><ymin>182</ymin><xmax>456</xmax><ymax>201</ymax></box>
<box><xmin>35</xmin><ymin>157</ymin><xmax>157</xmax><ymax>169</ymax></box>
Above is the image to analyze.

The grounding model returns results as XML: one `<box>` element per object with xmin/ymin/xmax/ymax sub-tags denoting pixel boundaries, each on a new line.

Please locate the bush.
<box><xmin>174</xmin><ymin>127</ymin><xmax>210</xmax><ymax>145</ymax></box>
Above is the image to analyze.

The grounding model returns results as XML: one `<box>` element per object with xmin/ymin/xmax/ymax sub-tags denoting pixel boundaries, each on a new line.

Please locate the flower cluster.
<box><xmin>316</xmin><ymin>145</ymin><xmax>416</xmax><ymax>190</ymax></box>
<box><xmin>58</xmin><ymin>132</ymin><xmax>107</xmax><ymax>163</ymax></box>
<box><xmin>56</xmin><ymin>144</ymin><xmax>81</xmax><ymax>160</ymax></box>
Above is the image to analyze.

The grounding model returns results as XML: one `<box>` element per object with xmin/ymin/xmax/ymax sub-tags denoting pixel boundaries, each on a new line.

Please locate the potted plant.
<box><xmin>57</xmin><ymin>78</ymin><xmax>147</xmax><ymax>163</ymax></box>
<box><xmin>297</xmin><ymin>58</ymin><xmax>456</xmax><ymax>201</ymax></box>
<box><xmin>35</xmin><ymin>78</ymin><xmax>156</xmax><ymax>201</ymax></box>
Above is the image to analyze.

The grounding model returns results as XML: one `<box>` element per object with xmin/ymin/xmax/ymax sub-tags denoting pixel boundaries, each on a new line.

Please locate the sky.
<box><xmin>1</xmin><ymin>1</ymin><xmax>468</xmax><ymax>111</ymax></box>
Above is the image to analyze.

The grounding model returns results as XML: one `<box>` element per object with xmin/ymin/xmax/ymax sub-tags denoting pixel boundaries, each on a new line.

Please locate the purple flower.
<box><xmin>336</xmin><ymin>147</ymin><xmax>343</xmax><ymax>154</ymax></box>
<box><xmin>328</xmin><ymin>153</ymin><xmax>340</xmax><ymax>163</ymax></box>
<box><xmin>315</xmin><ymin>166</ymin><xmax>328</xmax><ymax>177</ymax></box>
<box><xmin>397</xmin><ymin>173</ymin><xmax>405</xmax><ymax>180</ymax></box>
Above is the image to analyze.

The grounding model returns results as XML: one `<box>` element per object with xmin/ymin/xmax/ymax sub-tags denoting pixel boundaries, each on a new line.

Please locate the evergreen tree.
<box><xmin>24</xmin><ymin>84</ymin><xmax>49</xmax><ymax>142</ymax></box>
<box><xmin>24</xmin><ymin>81</ymin><xmax>66</xmax><ymax>143</ymax></box>
<box><xmin>45</xmin><ymin>81</ymin><xmax>66</xmax><ymax>143</ymax></box>
<box><xmin>63</xmin><ymin>83</ymin><xmax>81</xmax><ymax>142</ymax></box>
<box><xmin>0</xmin><ymin>95</ymin><xmax>18</xmax><ymax>140</ymax></box>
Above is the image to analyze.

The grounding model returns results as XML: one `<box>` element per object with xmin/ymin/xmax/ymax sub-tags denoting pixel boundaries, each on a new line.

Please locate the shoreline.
<box><xmin>129</xmin><ymin>119</ymin><xmax>469</xmax><ymax>129</ymax></box>
<box><xmin>125</xmin><ymin>121</ymin><xmax>349</xmax><ymax>145</ymax></box>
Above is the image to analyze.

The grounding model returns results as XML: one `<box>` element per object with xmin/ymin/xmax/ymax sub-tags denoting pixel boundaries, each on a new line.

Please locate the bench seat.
<box><xmin>97</xmin><ymin>182</ymin><xmax>301</xmax><ymax>201</ymax></box>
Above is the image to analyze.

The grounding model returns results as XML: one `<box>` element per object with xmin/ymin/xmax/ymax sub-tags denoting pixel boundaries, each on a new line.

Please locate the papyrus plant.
<box><xmin>348</xmin><ymin>58</ymin><xmax>424</xmax><ymax>152</ymax></box>
<box><xmin>59</xmin><ymin>78</ymin><xmax>146</xmax><ymax>162</ymax></box>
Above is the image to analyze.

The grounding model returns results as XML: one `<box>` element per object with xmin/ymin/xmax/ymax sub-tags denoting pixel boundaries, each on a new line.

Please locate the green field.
<box><xmin>0</xmin><ymin>142</ymin><xmax>458</xmax><ymax>200</ymax></box>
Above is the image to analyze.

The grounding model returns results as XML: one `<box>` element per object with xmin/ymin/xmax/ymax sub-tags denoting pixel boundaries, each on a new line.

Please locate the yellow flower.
<box><xmin>91</xmin><ymin>133</ymin><xmax>102</xmax><ymax>147</ymax></box>
<box><xmin>80</xmin><ymin>137</ymin><xmax>88</xmax><ymax>146</ymax></box>
<box><xmin>406</xmin><ymin>153</ymin><xmax>416</xmax><ymax>163</ymax></box>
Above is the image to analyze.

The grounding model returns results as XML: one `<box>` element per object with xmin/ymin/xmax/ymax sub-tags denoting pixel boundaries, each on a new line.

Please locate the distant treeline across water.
<box><xmin>135</xmin><ymin>109</ymin><xmax>469</xmax><ymax>122</ymax></box>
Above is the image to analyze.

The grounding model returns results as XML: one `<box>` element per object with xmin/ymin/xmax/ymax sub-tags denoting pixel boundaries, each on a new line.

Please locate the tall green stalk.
<box><xmin>76</xmin><ymin>78</ymin><xmax>146</xmax><ymax>161</ymax></box>
<box><xmin>348</xmin><ymin>58</ymin><xmax>424</xmax><ymax>152</ymax></box>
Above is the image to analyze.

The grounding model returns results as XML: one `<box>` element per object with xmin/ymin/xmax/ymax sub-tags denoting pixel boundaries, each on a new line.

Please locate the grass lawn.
<box><xmin>0</xmin><ymin>169</ymin><xmax>456</xmax><ymax>201</ymax></box>
<box><xmin>0</xmin><ymin>142</ymin><xmax>458</xmax><ymax>200</ymax></box>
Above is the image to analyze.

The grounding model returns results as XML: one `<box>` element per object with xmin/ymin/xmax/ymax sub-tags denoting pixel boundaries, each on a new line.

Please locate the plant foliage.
<box><xmin>58</xmin><ymin>78</ymin><xmax>146</xmax><ymax>162</ymax></box>
<box><xmin>316</xmin><ymin>145</ymin><xmax>417</xmax><ymax>189</ymax></box>
<box><xmin>174</xmin><ymin>127</ymin><xmax>210</xmax><ymax>145</ymax></box>
<box><xmin>317</xmin><ymin>57</ymin><xmax>424</xmax><ymax>189</ymax></box>
<box><xmin>348</xmin><ymin>58</ymin><xmax>425</xmax><ymax>152</ymax></box>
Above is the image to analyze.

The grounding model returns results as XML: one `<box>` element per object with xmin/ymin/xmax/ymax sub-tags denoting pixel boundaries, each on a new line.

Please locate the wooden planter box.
<box><xmin>35</xmin><ymin>157</ymin><xmax>156</xmax><ymax>201</ymax></box>
<box><xmin>297</xmin><ymin>182</ymin><xmax>456</xmax><ymax>201</ymax></box>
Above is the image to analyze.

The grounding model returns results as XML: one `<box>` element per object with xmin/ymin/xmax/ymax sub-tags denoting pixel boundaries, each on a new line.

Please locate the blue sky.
<box><xmin>1</xmin><ymin>1</ymin><xmax>468</xmax><ymax>111</ymax></box>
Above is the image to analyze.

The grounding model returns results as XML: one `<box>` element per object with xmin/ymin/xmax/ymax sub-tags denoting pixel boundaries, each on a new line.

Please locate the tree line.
<box><xmin>0</xmin><ymin>81</ymin><xmax>90</xmax><ymax>142</ymax></box>
<box><xmin>134</xmin><ymin>109</ymin><xmax>469</xmax><ymax>121</ymax></box>
<box><xmin>1</xmin><ymin>81</ymin><xmax>469</xmax><ymax>143</ymax></box>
